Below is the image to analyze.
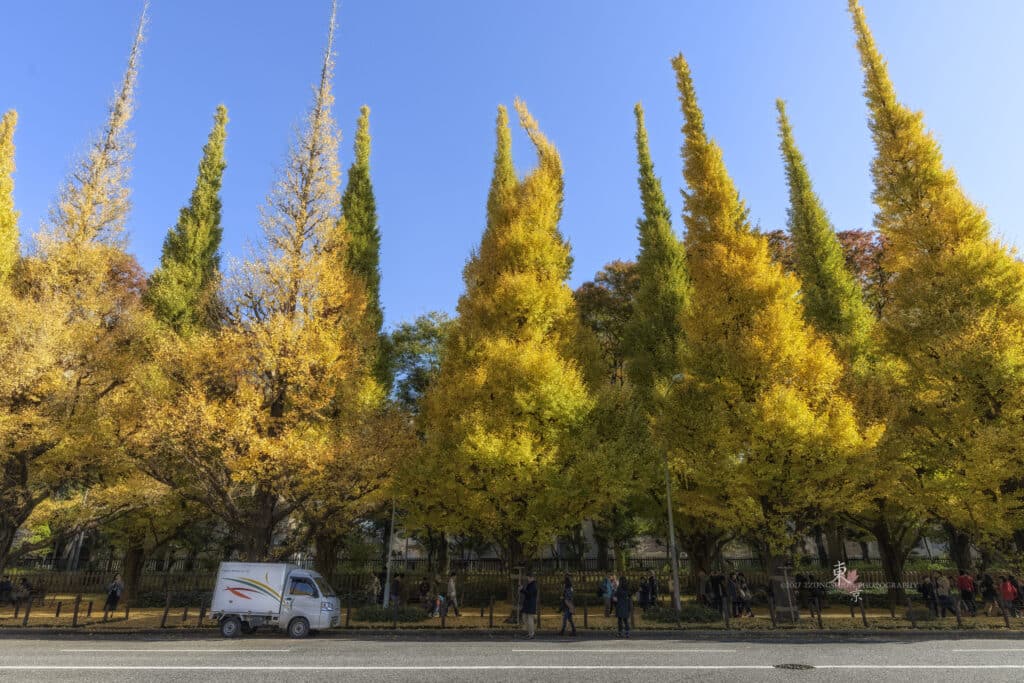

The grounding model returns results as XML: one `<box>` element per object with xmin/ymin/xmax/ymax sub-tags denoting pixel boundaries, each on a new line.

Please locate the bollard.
<box><xmin>22</xmin><ymin>598</ymin><xmax>32</xmax><ymax>626</ymax></box>
<box><xmin>160</xmin><ymin>592</ymin><xmax>172</xmax><ymax>628</ymax></box>
<box><xmin>815</xmin><ymin>596</ymin><xmax>823</xmax><ymax>629</ymax></box>
<box><xmin>722</xmin><ymin>597</ymin><xmax>730</xmax><ymax>629</ymax></box>
<box><xmin>955</xmin><ymin>595</ymin><xmax>963</xmax><ymax>629</ymax></box>
<box><xmin>480</xmin><ymin>604</ymin><xmax>484</xmax><ymax>619</ymax></box>
<box><xmin>182</xmin><ymin>605</ymin><xmax>189</xmax><ymax>623</ymax></box>
<box><xmin>488</xmin><ymin>596</ymin><xmax>494</xmax><ymax>628</ymax></box>
<box><xmin>392</xmin><ymin>594</ymin><xmax>398</xmax><ymax>630</ymax></box>
<box><xmin>889</xmin><ymin>595</ymin><xmax>896</xmax><ymax>619</ymax></box>
<box><xmin>198</xmin><ymin>597</ymin><xmax>207</xmax><ymax>625</ymax></box>
<box><xmin>72</xmin><ymin>595</ymin><xmax>82</xmax><ymax>628</ymax></box>
<box><xmin>583</xmin><ymin>600</ymin><xmax>588</xmax><ymax>629</ymax></box>
<box><xmin>441</xmin><ymin>603</ymin><xmax>446</xmax><ymax>629</ymax></box>
<box><xmin>1000</xmin><ymin>599</ymin><xmax>1012</xmax><ymax>629</ymax></box>
<box><xmin>768</xmin><ymin>593</ymin><xmax>777</xmax><ymax>628</ymax></box>
<box><xmin>13</xmin><ymin>603</ymin><xmax>19</xmax><ymax>619</ymax></box>
<box><xmin>859</xmin><ymin>597</ymin><xmax>868</xmax><ymax>628</ymax></box>
<box><xmin>849</xmin><ymin>600</ymin><xmax>856</xmax><ymax>619</ymax></box>
<box><xmin>345</xmin><ymin>596</ymin><xmax>352</xmax><ymax>628</ymax></box>
<box><xmin>55</xmin><ymin>601</ymin><xmax>63</xmax><ymax>618</ymax></box>
<box><xmin>124</xmin><ymin>603</ymin><xmax>130</xmax><ymax>621</ymax></box>
<box><xmin>87</xmin><ymin>601</ymin><xmax>93</xmax><ymax>618</ymax></box>
<box><xmin>906</xmin><ymin>597</ymin><xmax>916</xmax><ymax>628</ymax></box>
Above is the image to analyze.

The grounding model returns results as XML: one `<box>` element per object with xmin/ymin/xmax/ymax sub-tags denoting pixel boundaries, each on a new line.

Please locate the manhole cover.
<box><xmin>774</xmin><ymin>663</ymin><xmax>816</xmax><ymax>670</ymax></box>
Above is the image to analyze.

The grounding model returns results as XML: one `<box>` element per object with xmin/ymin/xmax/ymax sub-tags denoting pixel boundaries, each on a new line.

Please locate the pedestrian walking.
<box><xmin>638</xmin><ymin>576</ymin><xmax>651</xmax><ymax>609</ymax></box>
<box><xmin>982</xmin><ymin>574</ymin><xmax>1000</xmax><ymax>617</ymax></box>
<box><xmin>1000</xmin><ymin>576</ymin><xmax>1019</xmax><ymax>617</ymax></box>
<box><xmin>601</xmin><ymin>573</ymin><xmax>615</xmax><ymax>617</ymax></box>
<box><xmin>935</xmin><ymin>574</ymin><xmax>953</xmax><ymax>618</ymax></box>
<box><xmin>956</xmin><ymin>570</ymin><xmax>977</xmax><ymax>616</ymax></box>
<box><xmin>446</xmin><ymin>571</ymin><xmax>461</xmax><ymax>617</ymax></box>
<box><xmin>918</xmin><ymin>575</ymin><xmax>937</xmax><ymax>616</ymax></box>
<box><xmin>520</xmin><ymin>572</ymin><xmax>539</xmax><ymax>639</ymax></box>
<box><xmin>104</xmin><ymin>573</ymin><xmax>124</xmax><ymax>613</ymax></box>
<box><xmin>559</xmin><ymin>573</ymin><xmax>577</xmax><ymax>636</ymax></box>
<box><xmin>615</xmin><ymin>576</ymin><xmax>632</xmax><ymax>638</ymax></box>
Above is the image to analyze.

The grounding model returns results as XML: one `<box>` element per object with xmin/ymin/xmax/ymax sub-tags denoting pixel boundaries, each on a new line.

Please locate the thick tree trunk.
<box><xmin>594</xmin><ymin>531</ymin><xmax>610</xmax><ymax>572</ymax></box>
<box><xmin>872</xmin><ymin>522</ymin><xmax>914</xmax><ymax>603</ymax></box>
<box><xmin>240</xmin><ymin>488</ymin><xmax>277</xmax><ymax>561</ymax></box>
<box><xmin>813</xmin><ymin>526</ymin><xmax>829</xmax><ymax>568</ymax></box>
<box><xmin>314</xmin><ymin>533</ymin><xmax>340</xmax><ymax>580</ymax></box>
<box><xmin>123</xmin><ymin>542</ymin><xmax>146</xmax><ymax>605</ymax></box>
<box><xmin>825</xmin><ymin>524</ymin><xmax>846</xmax><ymax>567</ymax></box>
<box><xmin>944</xmin><ymin>524</ymin><xmax>973</xmax><ymax>571</ymax></box>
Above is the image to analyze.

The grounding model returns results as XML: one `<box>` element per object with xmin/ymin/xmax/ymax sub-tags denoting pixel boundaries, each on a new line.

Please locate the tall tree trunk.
<box><xmin>825</xmin><ymin>524</ymin><xmax>846</xmax><ymax>567</ymax></box>
<box><xmin>123</xmin><ymin>541</ymin><xmax>146</xmax><ymax>605</ymax></box>
<box><xmin>813</xmin><ymin>526</ymin><xmax>829</xmax><ymax>568</ymax></box>
<box><xmin>872</xmin><ymin>521</ymin><xmax>915</xmax><ymax>603</ymax></box>
<box><xmin>594</xmin><ymin>530</ymin><xmax>610</xmax><ymax>572</ymax></box>
<box><xmin>314</xmin><ymin>532</ymin><xmax>340</xmax><ymax>579</ymax></box>
<box><xmin>943</xmin><ymin>524</ymin><xmax>973</xmax><ymax>571</ymax></box>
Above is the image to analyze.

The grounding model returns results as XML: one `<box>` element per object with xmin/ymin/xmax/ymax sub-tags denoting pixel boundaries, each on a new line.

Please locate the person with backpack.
<box><xmin>104</xmin><ymin>574</ymin><xmax>124</xmax><ymax>613</ymax></box>
<box><xmin>614</xmin><ymin>575</ymin><xmax>632</xmax><ymax>638</ymax></box>
<box><xmin>559</xmin><ymin>574</ymin><xmax>577</xmax><ymax>636</ymax></box>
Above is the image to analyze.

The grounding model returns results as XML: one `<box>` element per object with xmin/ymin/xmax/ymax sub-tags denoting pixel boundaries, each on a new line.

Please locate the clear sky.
<box><xmin>3</xmin><ymin>1</ymin><xmax>1023</xmax><ymax>328</ymax></box>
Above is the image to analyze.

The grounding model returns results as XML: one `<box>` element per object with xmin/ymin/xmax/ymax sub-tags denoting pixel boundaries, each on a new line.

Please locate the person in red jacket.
<box><xmin>1000</xmin><ymin>576</ymin><xmax>1019</xmax><ymax>618</ymax></box>
<box><xmin>956</xmin><ymin>570</ymin><xmax>977</xmax><ymax>616</ymax></box>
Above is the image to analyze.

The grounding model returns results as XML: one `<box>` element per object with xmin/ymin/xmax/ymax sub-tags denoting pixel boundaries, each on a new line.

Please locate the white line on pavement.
<box><xmin>952</xmin><ymin>649</ymin><xmax>1024</xmax><ymax>652</ymax></box>
<box><xmin>7</xmin><ymin>665</ymin><xmax>1024</xmax><ymax>671</ymax></box>
<box><xmin>512</xmin><ymin>649</ymin><xmax>737</xmax><ymax>653</ymax></box>
<box><xmin>60</xmin><ymin>649</ymin><xmax>292</xmax><ymax>653</ymax></box>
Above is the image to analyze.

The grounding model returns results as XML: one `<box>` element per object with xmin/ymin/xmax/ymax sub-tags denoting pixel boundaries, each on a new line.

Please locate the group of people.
<box><xmin>697</xmin><ymin>569</ymin><xmax>755</xmax><ymax>617</ymax></box>
<box><xmin>599</xmin><ymin>571</ymin><xmax>660</xmax><ymax>616</ymax></box>
<box><xmin>918</xmin><ymin>570</ymin><xmax>1023</xmax><ymax>618</ymax></box>
<box><xmin>382</xmin><ymin>571</ymin><xmax>461</xmax><ymax>618</ymax></box>
<box><xmin>0</xmin><ymin>576</ymin><xmax>34</xmax><ymax>608</ymax></box>
<box><xmin>519</xmin><ymin>572</ymin><xmax>634</xmax><ymax>639</ymax></box>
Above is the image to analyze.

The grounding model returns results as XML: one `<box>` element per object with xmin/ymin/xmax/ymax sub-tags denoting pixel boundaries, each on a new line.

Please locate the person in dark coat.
<box><xmin>559</xmin><ymin>573</ymin><xmax>577</xmax><ymax>636</ymax></box>
<box><xmin>614</xmin><ymin>575</ymin><xmax>632</xmax><ymax>638</ymax></box>
<box><xmin>648</xmin><ymin>571</ymin><xmax>660</xmax><ymax>606</ymax></box>
<box><xmin>520</xmin><ymin>573</ymin><xmax>539</xmax><ymax>639</ymax></box>
<box><xmin>638</xmin><ymin>576</ymin><xmax>651</xmax><ymax>609</ymax></box>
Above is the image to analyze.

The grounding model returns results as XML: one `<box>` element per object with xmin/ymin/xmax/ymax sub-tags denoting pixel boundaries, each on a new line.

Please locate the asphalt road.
<box><xmin>3</xmin><ymin>632</ymin><xmax>1024</xmax><ymax>682</ymax></box>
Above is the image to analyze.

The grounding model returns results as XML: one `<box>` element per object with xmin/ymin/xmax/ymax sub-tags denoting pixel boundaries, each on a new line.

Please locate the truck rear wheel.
<box><xmin>287</xmin><ymin>617</ymin><xmax>310</xmax><ymax>639</ymax></box>
<box><xmin>220</xmin><ymin>616</ymin><xmax>242</xmax><ymax>638</ymax></box>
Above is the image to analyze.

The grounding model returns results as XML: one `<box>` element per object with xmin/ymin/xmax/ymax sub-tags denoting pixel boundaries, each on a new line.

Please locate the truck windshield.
<box><xmin>314</xmin><ymin>577</ymin><xmax>336</xmax><ymax>597</ymax></box>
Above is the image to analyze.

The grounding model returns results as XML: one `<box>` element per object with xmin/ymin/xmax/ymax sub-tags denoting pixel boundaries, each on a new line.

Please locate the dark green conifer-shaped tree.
<box><xmin>146</xmin><ymin>105</ymin><xmax>228</xmax><ymax>332</ymax></box>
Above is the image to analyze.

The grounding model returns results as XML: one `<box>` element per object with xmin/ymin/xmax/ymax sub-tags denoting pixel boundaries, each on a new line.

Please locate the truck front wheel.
<box><xmin>220</xmin><ymin>616</ymin><xmax>242</xmax><ymax>638</ymax></box>
<box><xmin>287</xmin><ymin>617</ymin><xmax>310</xmax><ymax>639</ymax></box>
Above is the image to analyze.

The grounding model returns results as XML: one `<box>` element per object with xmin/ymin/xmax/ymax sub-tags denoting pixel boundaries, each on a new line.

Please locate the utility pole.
<box><xmin>382</xmin><ymin>500</ymin><xmax>396</xmax><ymax>608</ymax></box>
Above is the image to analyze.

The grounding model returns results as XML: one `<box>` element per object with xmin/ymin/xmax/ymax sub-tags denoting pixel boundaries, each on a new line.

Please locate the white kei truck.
<box><xmin>210</xmin><ymin>562</ymin><xmax>341</xmax><ymax>638</ymax></box>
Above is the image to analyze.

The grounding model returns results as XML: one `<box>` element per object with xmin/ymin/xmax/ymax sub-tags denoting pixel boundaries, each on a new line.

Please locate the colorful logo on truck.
<box><xmin>223</xmin><ymin>576</ymin><xmax>282</xmax><ymax>601</ymax></box>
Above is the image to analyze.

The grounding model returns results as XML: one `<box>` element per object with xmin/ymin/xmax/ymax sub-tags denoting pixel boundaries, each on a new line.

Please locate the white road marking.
<box><xmin>6</xmin><ymin>665</ymin><xmax>1024</xmax><ymax>671</ymax></box>
<box><xmin>512</xmin><ymin>649</ymin><xmax>737</xmax><ymax>653</ymax></box>
<box><xmin>60</xmin><ymin>649</ymin><xmax>291</xmax><ymax>653</ymax></box>
<box><xmin>952</xmin><ymin>649</ymin><xmax>1024</xmax><ymax>652</ymax></box>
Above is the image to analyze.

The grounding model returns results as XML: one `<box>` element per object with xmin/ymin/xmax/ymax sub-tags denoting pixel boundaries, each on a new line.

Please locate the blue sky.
<box><xmin>3</xmin><ymin>1</ymin><xmax>1023</xmax><ymax>328</ymax></box>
